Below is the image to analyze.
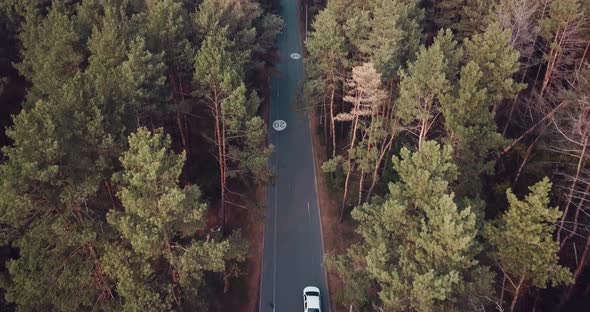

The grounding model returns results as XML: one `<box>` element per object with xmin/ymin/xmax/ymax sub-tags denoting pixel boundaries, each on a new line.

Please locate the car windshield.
<box><xmin>306</xmin><ymin>291</ymin><xmax>320</xmax><ymax>297</ymax></box>
<box><xmin>308</xmin><ymin>309</ymin><xmax>320</xmax><ymax>312</ymax></box>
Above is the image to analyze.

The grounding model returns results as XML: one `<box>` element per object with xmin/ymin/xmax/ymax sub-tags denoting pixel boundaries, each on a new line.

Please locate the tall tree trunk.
<box><xmin>557</xmin><ymin>136</ymin><xmax>588</xmax><ymax>243</ymax></box>
<box><xmin>574</xmin><ymin>40</ymin><xmax>590</xmax><ymax>84</ymax></box>
<box><xmin>179</xmin><ymin>77</ymin><xmax>190</xmax><ymax>150</ymax></box>
<box><xmin>330</xmin><ymin>84</ymin><xmax>337</xmax><ymax>159</ymax></box>
<box><xmin>541</xmin><ymin>29</ymin><xmax>565</xmax><ymax>96</ymax></box>
<box><xmin>418</xmin><ymin>118</ymin><xmax>428</xmax><ymax>149</ymax></box>
<box><xmin>212</xmin><ymin>91</ymin><xmax>227</xmax><ymax>230</ymax></box>
<box><xmin>367</xmin><ymin>96</ymin><xmax>396</xmax><ymax>196</ymax></box>
<box><xmin>322</xmin><ymin>97</ymin><xmax>328</xmax><ymax>153</ymax></box>
<box><xmin>514</xmin><ymin>135</ymin><xmax>541</xmax><ymax>185</ymax></box>
<box><xmin>500</xmin><ymin>274</ymin><xmax>506</xmax><ymax>308</ymax></box>
<box><xmin>177</xmin><ymin>112</ymin><xmax>187</xmax><ymax>149</ymax></box>
<box><xmin>358</xmin><ymin>169</ymin><xmax>364</xmax><ymax>205</ymax></box>
<box><xmin>184</xmin><ymin>114</ymin><xmax>190</xmax><ymax>151</ymax></box>
<box><xmin>104</xmin><ymin>180</ymin><xmax>116</xmax><ymax>207</ymax></box>
<box><xmin>358</xmin><ymin>114</ymin><xmax>375</xmax><ymax>205</ymax></box>
<box><xmin>340</xmin><ymin>113</ymin><xmax>360</xmax><ymax>223</ymax></box>
<box><xmin>367</xmin><ymin>135</ymin><xmax>395</xmax><ymax>197</ymax></box>
<box><xmin>564</xmin><ymin>182</ymin><xmax>590</xmax><ymax>247</ymax></box>
<box><xmin>565</xmin><ymin>229</ymin><xmax>590</xmax><ymax>301</ymax></box>
<box><xmin>220</xmin><ymin>99</ymin><xmax>228</xmax><ymax>230</ymax></box>
<box><xmin>170</xmin><ymin>72</ymin><xmax>187</xmax><ymax>149</ymax></box>
<box><xmin>510</xmin><ymin>276</ymin><xmax>526</xmax><ymax>312</ymax></box>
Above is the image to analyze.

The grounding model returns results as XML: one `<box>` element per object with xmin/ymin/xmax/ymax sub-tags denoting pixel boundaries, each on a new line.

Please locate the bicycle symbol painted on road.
<box><xmin>290</xmin><ymin>53</ymin><xmax>301</xmax><ymax>60</ymax></box>
<box><xmin>272</xmin><ymin>120</ymin><xmax>287</xmax><ymax>131</ymax></box>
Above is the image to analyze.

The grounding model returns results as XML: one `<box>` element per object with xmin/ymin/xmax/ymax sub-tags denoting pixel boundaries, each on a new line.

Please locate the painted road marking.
<box><xmin>290</xmin><ymin>52</ymin><xmax>301</xmax><ymax>60</ymax></box>
<box><xmin>272</xmin><ymin>120</ymin><xmax>287</xmax><ymax>131</ymax></box>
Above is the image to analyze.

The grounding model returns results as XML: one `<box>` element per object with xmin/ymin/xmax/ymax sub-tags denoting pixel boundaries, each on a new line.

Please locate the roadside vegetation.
<box><xmin>305</xmin><ymin>0</ymin><xmax>590</xmax><ymax>311</ymax></box>
<box><xmin>0</xmin><ymin>0</ymin><xmax>281</xmax><ymax>310</ymax></box>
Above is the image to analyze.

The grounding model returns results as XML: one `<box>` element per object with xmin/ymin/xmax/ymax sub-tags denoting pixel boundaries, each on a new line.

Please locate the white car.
<box><xmin>303</xmin><ymin>286</ymin><xmax>321</xmax><ymax>312</ymax></box>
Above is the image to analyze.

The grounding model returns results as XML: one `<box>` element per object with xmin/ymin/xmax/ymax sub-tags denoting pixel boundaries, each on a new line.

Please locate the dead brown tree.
<box><xmin>335</xmin><ymin>63</ymin><xmax>385</xmax><ymax>222</ymax></box>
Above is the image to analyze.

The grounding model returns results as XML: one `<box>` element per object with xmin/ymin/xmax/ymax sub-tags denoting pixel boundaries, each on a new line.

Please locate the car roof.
<box><xmin>304</xmin><ymin>286</ymin><xmax>321</xmax><ymax>309</ymax></box>
<box><xmin>307</xmin><ymin>295</ymin><xmax>320</xmax><ymax>309</ymax></box>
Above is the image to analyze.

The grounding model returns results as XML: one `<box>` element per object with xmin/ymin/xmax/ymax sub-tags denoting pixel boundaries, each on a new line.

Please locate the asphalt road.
<box><xmin>259</xmin><ymin>1</ymin><xmax>330</xmax><ymax>312</ymax></box>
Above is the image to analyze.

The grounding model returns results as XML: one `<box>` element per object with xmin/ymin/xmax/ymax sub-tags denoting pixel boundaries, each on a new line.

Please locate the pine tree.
<box><xmin>0</xmin><ymin>75</ymin><xmax>115</xmax><ymax>310</ymax></box>
<box><xmin>463</xmin><ymin>22</ymin><xmax>525</xmax><ymax>112</ymax></box>
<box><xmin>306</xmin><ymin>6</ymin><xmax>348</xmax><ymax>158</ymax></box>
<box><xmin>143</xmin><ymin>0</ymin><xmax>195</xmax><ymax>82</ymax></box>
<box><xmin>15</xmin><ymin>3</ymin><xmax>84</xmax><ymax>100</ymax></box>
<box><xmin>332</xmin><ymin>141</ymin><xmax>492</xmax><ymax>311</ymax></box>
<box><xmin>141</xmin><ymin>0</ymin><xmax>196</xmax><ymax>148</ymax></box>
<box><xmin>121</xmin><ymin>36</ymin><xmax>170</xmax><ymax>124</ymax></box>
<box><xmin>325</xmin><ymin>245</ymin><xmax>372</xmax><ymax>309</ymax></box>
<box><xmin>441</xmin><ymin>61</ymin><xmax>506</xmax><ymax>197</ymax></box>
<box><xmin>325</xmin><ymin>0</ymin><xmax>368</xmax><ymax>25</ymax></box>
<box><xmin>253</xmin><ymin>12</ymin><xmax>284</xmax><ymax>59</ymax></box>
<box><xmin>458</xmin><ymin>0</ymin><xmax>497</xmax><ymax>39</ymax></box>
<box><xmin>428</xmin><ymin>0</ymin><xmax>497</xmax><ymax>39</ymax></box>
<box><xmin>105</xmin><ymin>127</ymin><xmax>248</xmax><ymax>310</ymax></box>
<box><xmin>396</xmin><ymin>32</ymin><xmax>450</xmax><ymax>148</ymax></box>
<box><xmin>193</xmin><ymin>28</ymin><xmax>272</xmax><ymax>228</ymax></box>
<box><xmin>343</xmin><ymin>8</ymin><xmax>372</xmax><ymax>62</ymax></box>
<box><xmin>432</xmin><ymin>29</ymin><xmax>463</xmax><ymax>81</ymax></box>
<box><xmin>485</xmin><ymin>178</ymin><xmax>573</xmax><ymax>312</ymax></box>
<box><xmin>367</xmin><ymin>0</ymin><xmax>423</xmax><ymax>81</ymax></box>
<box><xmin>0</xmin><ymin>1</ymin><xmax>276</xmax><ymax>310</ymax></box>
<box><xmin>84</xmin><ymin>4</ymin><xmax>136</xmax><ymax>141</ymax></box>
<box><xmin>195</xmin><ymin>0</ymin><xmax>283</xmax><ymax>70</ymax></box>
<box><xmin>195</xmin><ymin>0</ymin><xmax>259</xmax><ymax>70</ymax></box>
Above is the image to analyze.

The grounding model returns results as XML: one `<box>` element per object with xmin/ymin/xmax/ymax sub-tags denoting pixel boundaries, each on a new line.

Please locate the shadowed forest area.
<box><xmin>304</xmin><ymin>0</ymin><xmax>590</xmax><ymax>311</ymax></box>
<box><xmin>0</xmin><ymin>0</ymin><xmax>282</xmax><ymax>310</ymax></box>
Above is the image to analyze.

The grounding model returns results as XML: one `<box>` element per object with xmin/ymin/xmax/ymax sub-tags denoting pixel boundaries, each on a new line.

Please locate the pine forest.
<box><xmin>0</xmin><ymin>0</ymin><xmax>589</xmax><ymax>311</ymax></box>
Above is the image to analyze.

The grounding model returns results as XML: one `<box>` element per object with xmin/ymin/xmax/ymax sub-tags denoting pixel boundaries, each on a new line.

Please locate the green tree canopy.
<box><xmin>105</xmin><ymin>127</ymin><xmax>247</xmax><ymax>310</ymax></box>
<box><xmin>367</xmin><ymin>0</ymin><xmax>423</xmax><ymax>81</ymax></box>
<box><xmin>331</xmin><ymin>141</ymin><xmax>492</xmax><ymax>311</ymax></box>
<box><xmin>485</xmin><ymin>178</ymin><xmax>573</xmax><ymax>311</ymax></box>
<box><xmin>396</xmin><ymin>33</ymin><xmax>450</xmax><ymax>147</ymax></box>
<box><xmin>0</xmin><ymin>75</ymin><xmax>115</xmax><ymax>310</ymax></box>
<box><xmin>16</xmin><ymin>3</ymin><xmax>84</xmax><ymax>101</ymax></box>
<box><xmin>441</xmin><ymin>61</ymin><xmax>506</xmax><ymax>197</ymax></box>
<box><xmin>463</xmin><ymin>22</ymin><xmax>525</xmax><ymax>107</ymax></box>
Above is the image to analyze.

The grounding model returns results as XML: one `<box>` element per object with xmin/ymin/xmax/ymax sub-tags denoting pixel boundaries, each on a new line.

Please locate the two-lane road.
<box><xmin>259</xmin><ymin>0</ymin><xmax>330</xmax><ymax>311</ymax></box>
